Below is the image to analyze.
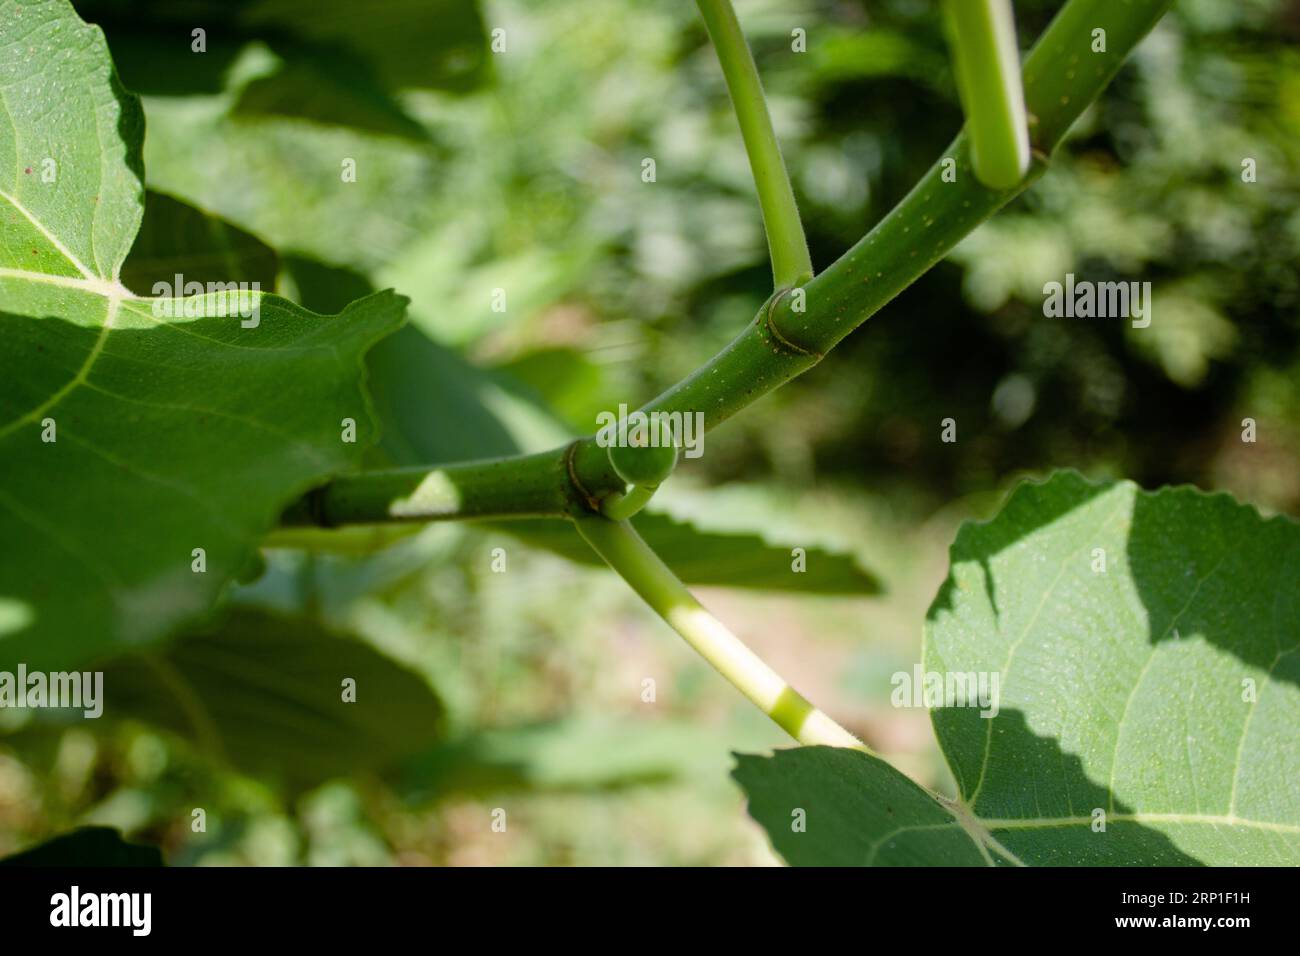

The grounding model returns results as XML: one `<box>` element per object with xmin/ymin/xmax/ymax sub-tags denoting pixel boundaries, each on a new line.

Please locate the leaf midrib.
<box><xmin>909</xmin><ymin>791</ymin><xmax>1300</xmax><ymax>869</ymax></box>
<box><xmin>977</xmin><ymin>812</ymin><xmax>1300</xmax><ymax>833</ymax></box>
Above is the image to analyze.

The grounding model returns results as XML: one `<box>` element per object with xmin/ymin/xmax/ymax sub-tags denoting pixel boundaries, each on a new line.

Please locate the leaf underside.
<box><xmin>735</xmin><ymin>473</ymin><xmax>1300</xmax><ymax>865</ymax></box>
<box><xmin>492</xmin><ymin>514</ymin><xmax>881</xmax><ymax>595</ymax></box>
<box><xmin>0</xmin><ymin>0</ymin><xmax>404</xmax><ymax>670</ymax></box>
<box><xmin>101</xmin><ymin>609</ymin><xmax>446</xmax><ymax>792</ymax></box>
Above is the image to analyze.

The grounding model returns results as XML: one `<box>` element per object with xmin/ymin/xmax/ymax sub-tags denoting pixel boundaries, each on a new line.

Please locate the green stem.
<box><xmin>280</xmin><ymin>448</ymin><xmax>575</xmax><ymax>526</ymax></box>
<box><xmin>573</xmin><ymin>514</ymin><xmax>865</xmax><ymax>749</ymax></box>
<box><xmin>943</xmin><ymin>0</ymin><xmax>1030</xmax><ymax>190</ymax></box>
<box><xmin>775</xmin><ymin>0</ymin><xmax>1172</xmax><ymax>352</ymax></box>
<box><xmin>697</xmin><ymin>0</ymin><xmax>813</xmax><ymax>288</ymax></box>
<box><xmin>284</xmin><ymin>0</ymin><xmax>1172</xmax><ymax>530</ymax></box>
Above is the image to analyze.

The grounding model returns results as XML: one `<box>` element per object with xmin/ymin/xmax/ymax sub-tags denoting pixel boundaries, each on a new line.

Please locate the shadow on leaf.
<box><xmin>930</xmin><ymin>708</ymin><xmax>1203</xmax><ymax>864</ymax></box>
<box><xmin>1127</xmin><ymin>485</ymin><xmax>1300</xmax><ymax>682</ymax></box>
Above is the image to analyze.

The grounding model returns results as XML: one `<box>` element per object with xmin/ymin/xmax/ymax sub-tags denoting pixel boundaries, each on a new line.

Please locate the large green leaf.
<box><xmin>121</xmin><ymin>190</ymin><xmax>279</xmax><ymax>294</ymax></box>
<box><xmin>141</xmin><ymin>97</ymin><xmax>439</xmax><ymax>276</ymax></box>
<box><xmin>100</xmin><ymin>610</ymin><xmax>446</xmax><ymax>791</ymax></box>
<box><xmin>735</xmin><ymin>473</ymin><xmax>1300</xmax><ymax>865</ymax></box>
<box><xmin>366</xmin><ymin>323</ymin><xmax>572</xmax><ymax>467</ymax></box>
<box><xmin>0</xmin><ymin>0</ymin><xmax>405</xmax><ymax>670</ymax></box>
<box><xmin>231</xmin><ymin>50</ymin><xmax>430</xmax><ymax>141</ymax></box>
<box><xmin>242</xmin><ymin>0</ymin><xmax>488</xmax><ymax>93</ymax></box>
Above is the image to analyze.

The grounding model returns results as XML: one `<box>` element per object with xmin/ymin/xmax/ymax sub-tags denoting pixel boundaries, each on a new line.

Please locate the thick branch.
<box><xmin>281</xmin><ymin>448</ymin><xmax>575</xmax><ymax>526</ymax></box>
<box><xmin>775</xmin><ymin>0</ymin><xmax>1173</xmax><ymax>352</ymax></box>
<box><xmin>283</xmin><ymin>0</ymin><xmax>1172</xmax><ymax>530</ymax></box>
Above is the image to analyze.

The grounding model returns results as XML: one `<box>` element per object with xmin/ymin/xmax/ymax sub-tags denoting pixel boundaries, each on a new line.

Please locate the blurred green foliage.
<box><xmin>2</xmin><ymin>0</ymin><xmax>1296</xmax><ymax>865</ymax></box>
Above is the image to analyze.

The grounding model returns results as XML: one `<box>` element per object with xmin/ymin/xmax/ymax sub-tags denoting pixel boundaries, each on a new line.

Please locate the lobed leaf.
<box><xmin>0</xmin><ymin>0</ymin><xmax>405</xmax><ymax>670</ymax></box>
<box><xmin>120</xmin><ymin>190</ymin><xmax>279</xmax><ymax>294</ymax></box>
<box><xmin>100</xmin><ymin>610</ymin><xmax>446</xmax><ymax>792</ymax></box>
<box><xmin>735</xmin><ymin>472</ymin><xmax>1300</xmax><ymax>865</ymax></box>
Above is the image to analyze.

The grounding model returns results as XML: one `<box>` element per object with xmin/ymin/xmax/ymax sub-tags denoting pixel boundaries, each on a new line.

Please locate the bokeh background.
<box><xmin>2</xmin><ymin>0</ymin><xmax>1297</xmax><ymax>865</ymax></box>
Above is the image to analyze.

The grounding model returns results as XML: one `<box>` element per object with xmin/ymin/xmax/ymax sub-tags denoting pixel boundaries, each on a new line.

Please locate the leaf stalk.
<box><xmin>573</xmin><ymin>514</ymin><xmax>865</xmax><ymax>749</ymax></box>
<box><xmin>943</xmin><ymin>0</ymin><xmax>1031</xmax><ymax>190</ymax></box>
<box><xmin>696</xmin><ymin>0</ymin><xmax>813</xmax><ymax>288</ymax></box>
